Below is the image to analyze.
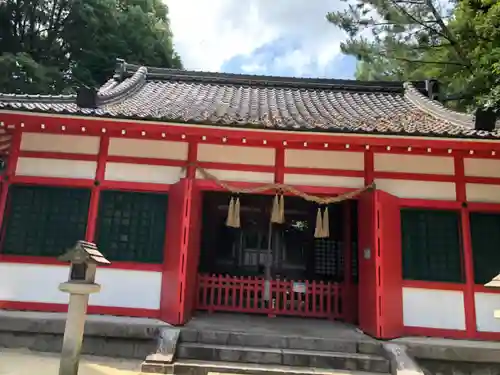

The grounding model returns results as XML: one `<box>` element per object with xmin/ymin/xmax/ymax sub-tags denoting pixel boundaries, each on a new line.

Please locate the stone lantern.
<box><xmin>57</xmin><ymin>240</ymin><xmax>110</xmax><ymax>375</ymax></box>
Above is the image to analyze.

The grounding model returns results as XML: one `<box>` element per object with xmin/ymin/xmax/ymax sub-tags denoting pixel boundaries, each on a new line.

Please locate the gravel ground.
<box><xmin>0</xmin><ymin>348</ymin><xmax>236</xmax><ymax>375</ymax></box>
<box><xmin>0</xmin><ymin>348</ymin><xmax>144</xmax><ymax>375</ymax></box>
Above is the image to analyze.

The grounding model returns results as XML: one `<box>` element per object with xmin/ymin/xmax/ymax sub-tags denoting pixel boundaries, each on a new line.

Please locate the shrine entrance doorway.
<box><xmin>195</xmin><ymin>191</ymin><xmax>359</xmax><ymax>322</ymax></box>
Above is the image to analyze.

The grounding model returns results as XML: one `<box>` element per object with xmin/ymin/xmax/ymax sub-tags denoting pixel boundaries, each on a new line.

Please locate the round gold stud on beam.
<box><xmin>283</xmin><ymin>141</ymin><xmax>287</xmax><ymax>146</ymax></box>
<box><xmin>0</xmin><ymin>122</ymin><xmax>4</xmax><ymax>127</ymax></box>
<box><xmin>386</xmin><ymin>146</ymin><xmax>391</xmax><ymax>151</ymax></box>
<box><xmin>263</xmin><ymin>140</ymin><xmax>267</xmax><ymax>145</ymax></box>
<box><xmin>222</xmin><ymin>137</ymin><xmax>227</xmax><ymax>143</ymax></box>
<box><xmin>121</xmin><ymin>130</ymin><xmax>126</xmax><ymax>135</ymax></box>
<box><xmin>181</xmin><ymin>134</ymin><xmax>186</xmax><ymax>139</ymax></box>
<box><xmin>407</xmin><ymin>146</ymin><xmax>412</xmax><ymax>152</ymax></box>
<box><xmin>469</xmin><ymin>150</ymin><xmax>474</xmax><ymax>155</ymax></box>
<box><xmin>427</xmin><ymin>148</ymin><xmax>432</xmax><ymax>153</ymax></box>
<box><xmin>303</xmin><ymin>142</ymin><xmax>308</xmax><ymax>147</ymax></box>
<box><xmin>41</xmin><ymin>123</ymin><xmax>46</xmax><ymax>129</ymax></box>
<box><xmin>365</xmin><ymin>145</ymin><xmax>370</xmax><ymax>150</ymax></box>
<box><xmin>201</xmin><ymin>136</ymin><xmax>206</xmax><ymax>141</ymax></box>
<box><xmin>141</xmin><ymin>131</ymin><xmax>146</xmax><ymax>136</ymax></box>
<box><xmin>447</xmin><ymin>149</ymin><xmax>452</xmax><ymax>154</ymax></box>
<box><xmin>345</xmin><ymin>144</ymin><xmax>350</xmax><ymax>149</ymax></box>
<box><xmin>242</xmin><ymin>138</ymin><xmax>247</xmax><ymax>144</ymax></box>
<box><xmin>324</xmin><ymin>143</ymin><xmax>329</xmax><ymax>148</ymax></box>
<box><xmin>81</xmin><ymin>127</ymin><xmax>86</xmax><ymax>132</ymax></box>
<box><xmin>20</xmin><ymin>122</ymin><xmax>25</xmax><ymax>128</ymax></box>
<box><xmin>101</xmin><ymin>128</ymin><xmax>106</xmax><ymax>133</ymax></box>
<box><xmin>161</xmin><ymin>133</ymin><xmax>166</xmax><ymax>138</ymax></box>
<box><xmin>61</xmin><ymin>125</ymin><xmax>66</xmax><ymax>131</ymax></box>
<box><xmin>492</xmin><ymin>151</ymin><xmax>496</xmax><ymax>156</ymax></box>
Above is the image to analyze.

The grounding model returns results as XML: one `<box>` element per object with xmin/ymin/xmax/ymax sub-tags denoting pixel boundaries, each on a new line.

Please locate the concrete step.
<box><xmin>179</xmin><ymin>329</ymin><xmax>382</xmax><ymax>355</ymax></box>
<box><xmin>173</xmin><ymin>359</ymin><xmax>387</xmax><ymax>375</ymax></box>
<box><xmin>0</xmin><ymin>310</ymin><xmax>168</xmax><ymax>359</ymax></box>
<box><xmin>176</xmin><ymin>343</ymin><xmax>391</xmax><ymax>373</ymax></box>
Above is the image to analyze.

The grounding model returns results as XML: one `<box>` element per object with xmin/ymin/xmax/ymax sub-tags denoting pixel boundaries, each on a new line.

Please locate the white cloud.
<box><xmin>165</xmin><ymin>0</ymin><xmax>349</xmax><ymax>76</ymax></box>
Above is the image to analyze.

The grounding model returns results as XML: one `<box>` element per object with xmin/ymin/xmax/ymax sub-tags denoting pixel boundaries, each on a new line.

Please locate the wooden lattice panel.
<box><xmin>2</xmin><ymin>185</ymin><xmax>90</xmax><ymax>257</ymax></box>
<box><xmin>96</xmin><ymin>190</ymin><xmax>168</xmax><ymax>263</ymax></box>
<box><xmin>401</xmin><ymin>209</ymin><xmax>463</xmax><ymax>283</ymax></box>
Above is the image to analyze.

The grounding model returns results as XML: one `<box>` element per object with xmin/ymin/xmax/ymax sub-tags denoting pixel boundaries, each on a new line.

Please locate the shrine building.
<box><xmin>0</xmin><ymin>60</ymin><xmax>499</xmax><ymax>341</ymax></box>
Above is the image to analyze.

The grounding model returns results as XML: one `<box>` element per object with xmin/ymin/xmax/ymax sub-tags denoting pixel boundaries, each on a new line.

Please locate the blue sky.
<box><xmin>165</xmin><ymin>0</ymin><xmax>356</xmax><ymax>79</ymax></box>
<box><xmin>221</xmin><ymin>39</ymin><xmax>357</xmax><ymax>79</ymax></box>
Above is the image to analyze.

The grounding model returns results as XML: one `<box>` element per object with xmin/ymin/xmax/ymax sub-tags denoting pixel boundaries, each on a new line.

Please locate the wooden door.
<box><xmin>357</xmin><ymin>189</ymin><xmax>403</xmax><ymax>339</ymax></box>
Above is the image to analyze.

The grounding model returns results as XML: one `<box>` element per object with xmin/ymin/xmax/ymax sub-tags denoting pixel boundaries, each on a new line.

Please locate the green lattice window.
<box><xmin>95</xmin><ymin>190</ymin><xmax>167</xmax><ymax>263</ymax></box>
<box><xmin>470</xmin><ymin>212</ymin><xmax>500</xmax><ymax>285</ymax></box>
<box><xmin>401</xmin><ymin>209</ymin><xmax>463</xmax><ymax>283</ymax></box>
<box><xmin>1</xmin><ymin>185</ymin><xmax>90</xmax><ymax>257</ymax></box>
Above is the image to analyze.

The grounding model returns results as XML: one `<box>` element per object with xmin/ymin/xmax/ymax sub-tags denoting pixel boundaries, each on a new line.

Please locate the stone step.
<box><xmin>176</xmin><ymin>343</ymin><xmax>391</xmax><ymax>373</ymax></box>
<box><xmin>173</xmin><ymin>359</ymin><xmax>387</xmax><ymax>375</ymax></box>
<box><xmin>0</xmin><ymin>310</ymin><xmax>167</xmax><ymax>359</ymax></box>
<box><xmin>179</xmin><ymin>329</ymin><xmax>382</xmax><ymax>355</ymax></box>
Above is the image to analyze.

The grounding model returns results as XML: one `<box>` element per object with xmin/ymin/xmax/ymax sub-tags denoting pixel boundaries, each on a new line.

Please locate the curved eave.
<box><xmin>1</xmin><ymin>106</ymin><xmax>499</xmax><ymax>141</ymax></box>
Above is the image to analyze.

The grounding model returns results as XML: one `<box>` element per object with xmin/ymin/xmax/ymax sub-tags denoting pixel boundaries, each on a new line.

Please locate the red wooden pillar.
<box><xmin>85</xmin><ymin>136</ymin><xmax>109</xmax><ymax>242</ymax></box>
<box><xmin>159</xmin><ymin>178</ymin><xmax>202</xmax><ymax>324</ymax></box>
<box><xmin>357</xmin><ymin>188</ymin><xmax>403</xmax><ymax>339</ymax></box>
<box><xmin>455</xmin><ymin>154</ymin><xmax>476</xmax><ymax>337</ymax></box>
<box><xmin>0</xmin><ymin>130</ymin><xmax>21</xmax><ymax>235</ymax></box>
<box><xmin>160</xmin><ymin>142</ymin><xmax>202</xmax><ymax>325</ymax></box>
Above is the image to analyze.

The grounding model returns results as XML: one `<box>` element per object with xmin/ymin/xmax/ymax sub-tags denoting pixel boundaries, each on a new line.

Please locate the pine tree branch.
<box><xmin>378</xmin><ymin>52</ymin><xmax>467</xmax><ymax>66</ymax></box>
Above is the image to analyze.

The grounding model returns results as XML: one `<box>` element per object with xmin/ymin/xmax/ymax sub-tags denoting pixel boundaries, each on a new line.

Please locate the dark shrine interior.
<box><xmin>198</xmin><ymin>192</ymin><xmax>359</xmax><ymax>283</ymax></box>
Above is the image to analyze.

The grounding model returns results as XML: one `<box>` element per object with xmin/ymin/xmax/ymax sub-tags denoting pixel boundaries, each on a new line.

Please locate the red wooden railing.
<box><xmin>196</xmin><ymin>274</ymin><xmax>344</xmax><ymax>319</ymax></box>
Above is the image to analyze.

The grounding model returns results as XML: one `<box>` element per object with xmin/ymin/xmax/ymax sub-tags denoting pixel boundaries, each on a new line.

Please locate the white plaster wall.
<box><xmin>20</xmin><ymin>133</ymin><xmax>100</xmax><ymax>155</ymax></box>
<box><xmin>403</xmin><ymin>287</ymin><xmax>466</xmax><ymax>330</ymax></box>
<box><xmin>0</xmin><ymin>263</ymin><xmax>161</xmax><ymax>310</ymax></box>
<box><xmin>464</xmin><ymin>158</ymin><xmax>500</xmax><ymax>178</ymax></box>
<box><xmin>105</xmin><ymin>163</ymin><xmax>184</xmax><ymax>184</ymax></box>
<box><xmin>108</xmin><ymin>138</ymin><xmax>188</xmax><ymax>160</ymax></box>
<box><xmin>375</xmin><ymin>179</ymin><xmax>456</xmax><ymax>200</ymax></box>
<box><xmin>284</xmin><ymin>174</ymin><xmax>365</xmax><ymax>188</ymax></box>
<box><xmin>196</xmin><ymin>169</ymin><xmax>274</xmax><ymax>184</ymax></box>
<box><xmin>197</xmin><ymin>144</ymin><xmax>275</xmax><ymax>166</ymax></box>
<box><xmin>16</xmin><ymin>158</ymin><xmax>97</xmax><ymax>179</ymax></box>
<box><xmin>466</xmin><ymin>183</ymin><xmax>500</xmax><ymax>203</ymax></box>
<box><xmin>374</xmin><ymin>154</ymin><xmax>454</xmax><ymax>175</ymax></box>
<box><xmin>285</xmin><ymin>150</ymin><xmax>364</xmax><ymax>171</ymax></box>
<box><xmin>475</xmin><ymin>292</ymin><xmax>500</xmax><ymax>332</ymax></box>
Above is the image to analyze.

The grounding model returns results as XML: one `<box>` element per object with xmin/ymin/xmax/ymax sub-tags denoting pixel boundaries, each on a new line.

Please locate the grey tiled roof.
<box><xmin>1</xmin><ymin>60</ymin><xmax>499</xmax><ymax>139</ymax></box>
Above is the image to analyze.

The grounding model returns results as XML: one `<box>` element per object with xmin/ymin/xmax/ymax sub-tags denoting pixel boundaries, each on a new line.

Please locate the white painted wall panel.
<box><xmin>197</xmin><ymin>144</ymin><xmax>275</xmax><ymax>166</ymax></box>
<box><xmin>196</xmin><ymin>169</ymin><xmax>274</xmax><ymax>183</ymax></box>
<box><xmin>375</xmin><ymin>179</ymin><xmax>456</xmax><ymax>200</ymax></box>
<box><xmin>16</xmin><ymin>157</ymin><xmax>96</xmax><ymax>179</ymax></box>
<box><xmin>464</xmin><ymin>158</ymin><xmax>500</xmax><ymax>178</ymax></box>
<box><xmin>89</xmin><ymin>268</ymin><xmax>161</xmax><ymax>309</ymax></box>
<box><xmin>284</xmin><ymin>174</ymin><xmax>365</xmax><ymax>188</ymax></box>
<box><xmin>108</xmin><ymin>138</ymin><xmax>188</xmax><ymax>160</ymax></box>
<box><xmin>105</xmin><ymin>162</ymin><xmax>184</xmax><ymax>184</ymax></box>
<box><xmin>20</xmin><ymin>133</ymin><xmax>100</xmax><ymax>155</ymax></box>
<box><xmin>475</xmin><ymin>292</ymin><xmax>500</xmax><ymax>332</ymax></box>
<box><xmin>0</xmin><ymin>263</ymin><xmax>161</xmax><ymax>310</ymax></box>
<box><xmin>403</xmin><ymin>287</ymin><xmax>466</xmax><ymax>330</ymax></box>
<box><xmin>374</xmin><ymin>154</ymin><xmax>454</xmax><ymax>175</ymax></box>
<box><xmin>466</xmin><ymin>183</ymin><xmax>500</xmax><ymax>203</ymax></box>
<box><xmin>285</xmin><ymin>150</ymin><xmax>364</xmax><ymax>171</ymax></box>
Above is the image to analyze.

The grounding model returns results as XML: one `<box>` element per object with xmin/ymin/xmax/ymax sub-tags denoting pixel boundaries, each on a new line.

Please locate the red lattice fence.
<box><xmin>196</xmin><ymin>274</ymin><xmax>344</xmax><ymax>319</ymax></box>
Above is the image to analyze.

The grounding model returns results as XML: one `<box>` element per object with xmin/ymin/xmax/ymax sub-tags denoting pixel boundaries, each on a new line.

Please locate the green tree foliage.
<box><xmin>0</xmin><ymin>0</ymin><xmax>182</xmax><ymax>94</ymax></box>
<box><xmin>327</xmin><ymin>0</ymin><xmax>500</xmax><ymax>111</ymax></box>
